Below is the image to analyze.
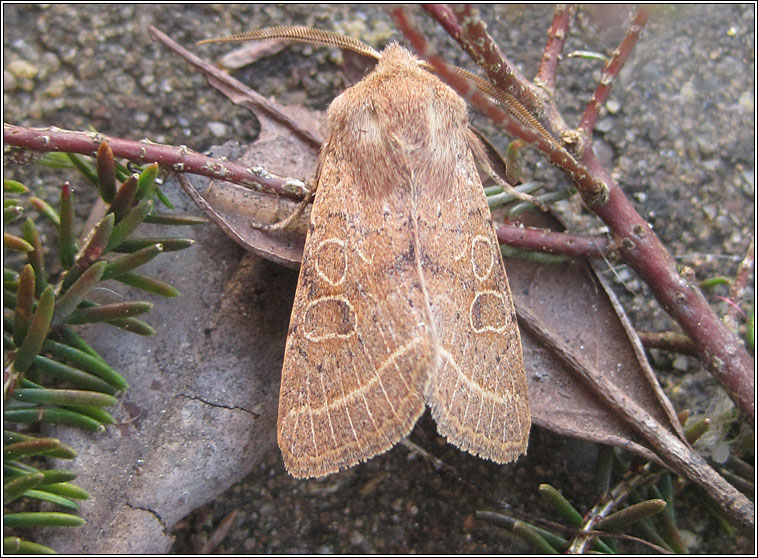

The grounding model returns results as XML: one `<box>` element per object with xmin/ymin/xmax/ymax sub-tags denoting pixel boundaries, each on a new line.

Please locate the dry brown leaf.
<box><xmin>507</xmin><ymin>209</ymin><xmax>685</xmax><ymax>462</ymax></box>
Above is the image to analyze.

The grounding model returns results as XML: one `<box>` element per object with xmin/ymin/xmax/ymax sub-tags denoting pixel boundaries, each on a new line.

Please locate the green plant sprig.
<box><xmin>3</xmin><ymin>143</ymin><xmax>199</xmax><ymax>551</ymax></box>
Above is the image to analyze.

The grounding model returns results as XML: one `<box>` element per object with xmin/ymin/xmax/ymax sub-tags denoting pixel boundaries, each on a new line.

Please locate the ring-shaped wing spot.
<box><xmin>469</xmin><ymin>290</ymin><xmax>510</xmax><ymax>334</ymax></box>
<box><xmin>471</xmin><ymin>234</ymin><xmax>495</xmax><ymax>282</ymax></box>
<box><xmin>315</xmin><ymin>238</ymin><xmax>348</xmax><ymax>286</ymax></box>
<box><xmin>303</xmin><ymin>295</ymin><xmax>357</xmax><ymax>342</ymax></box>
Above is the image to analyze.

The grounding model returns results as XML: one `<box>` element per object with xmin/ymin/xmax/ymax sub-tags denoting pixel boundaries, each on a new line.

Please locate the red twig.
<box><xmin>517</xmin><ymin>304</ymin><xmax>754</xmax><ymax>532</ymax></box>
<box><xmin>421</xmin><ymin>4</ymin><xmax>461</xmax><ymax>41</ymax></box>
<box><xmin>496</xmin><ymin>224</ymin><xmax>610</xmax><ymax>260</ymax></box>
<box><xmin>638</xmin><ymin>331</ymin><xmax>698</xmax><ymax>357</ymax></box>
<box><xmin>427</xmin><ymin>4</ymin><xmax>571</xmax><ymax>146</ymax></box>
<box><xmin>578</xmin><ymin>6</ymin><xmax>649</xmax><ymax>140</ymax></box>
<box><xmin>724</xmin><ymin>237</ymin><xmax>754</xmax><ymax>333</ymax></box>
<box><xmin>536</xmin><ymin>4</ymin><xmax>574</xmax><ymax>92</ymax></box>
<box><xmin>3</xmin><ymin>124</ymin><xmax>306</xmax><ymax>201</ymax></box>
<box><xmin>591</xmin><ymin>170</ymin><xmax>754</xmax><ymax>421</ymax></box>
<box><xmin>447</xmin><ymin>4</ymin><xmax>544</xmax><ymax>119</ymax></box>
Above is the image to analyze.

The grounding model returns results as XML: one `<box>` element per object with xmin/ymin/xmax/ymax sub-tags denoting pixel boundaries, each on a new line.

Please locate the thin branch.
<box><xmin>590</xmin><ymin>175</ymin><xmax>754</xmax><ymax>421</ymax></box>
<box><xmin>391</xmin><ymin>8</ymin><xmax>610</xmax><ymax>208</ymax></box>
<box><xmin>724</xmin><ymin>237</ymin><xmax>754</xmax><ymax>333</ymax></box>
<box><xmin>446</xmin><ymin>4</ymin><xmax>545</xmax><ymax>119</ymax></box>
<box><xmin>429</xmin><ymin>4</ymin><xmax>575</xmax><ymax>154</ymax></box>
<box><xmin>3</xmin><ymin>124</ymin><xmax>307</xmax><ymax>201</ymax></box>
<box><xmin>536</xmin><ymin>4</ymin><xmax>574</xmax><ymax>92</ymax></box>
<box><xmin>496</xmin><ymin>223</ymin><xmax>611</xmax><ymax>260</ymax></box>
<box><xmin>568</xmin><ymin>462</ymin><xmax>662</xmax><ymax>553</ymax></box>
<box><xmin>479</xmin><ymin>506</ymin><xmax>674</xmax><ymax>553</ymax></box>
<box><xmin>638</xmin><ymin>331</ymin><xmax>698</xmax><ymax>357</ymax></box>
<box><xmin>421</xmin><ymin>4</ymin><xmax>461</xmax><ymax>41</ymax></box>
<box><xmin>578</xmin><ymin>6</ymin><xmax>649</xmax><ymax>140</ymax></box>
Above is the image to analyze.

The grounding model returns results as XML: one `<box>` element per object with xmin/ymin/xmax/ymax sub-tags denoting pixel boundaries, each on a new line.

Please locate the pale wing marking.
<box><xmin>282</xmin><ymin>337</ymin><xmax>425</xmax><ymax>422</ymax></box>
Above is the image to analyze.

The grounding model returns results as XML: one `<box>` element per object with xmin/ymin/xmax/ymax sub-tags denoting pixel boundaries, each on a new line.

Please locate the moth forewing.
<box><xmin>420</xmin><ymin>127</ymin><xmax>530</xmax><ymax>463</ymax></box>
<box><xmin>277</xmin><ymin>43</ymin><xmax>530</xmax><ymax>478</ymax></box>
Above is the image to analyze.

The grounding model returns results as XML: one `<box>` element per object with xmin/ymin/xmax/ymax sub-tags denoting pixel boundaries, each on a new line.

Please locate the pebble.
<box><xmin>4</xmin><ymin>70</ymin><xmax>17</xmax><ymax>91</ymax></box>
<box><xmin>595</xmin><ymin>117</ymin><xmax>614</xmax><ymax>133</ymax></box>
<box><xmin>605</xmin><ymin>98</ymin><xmax>621</xmax><ymax>114</ymax></box>
<box><xmin>7</xmin><ymin>59</ymin><xmax>38</xmax><ymax>79</ymax></box>
<box><xmin>672</xmin><ymin>355</ymin><xmax>690</xmax><ymax>371</ymax></box>
<box><xmin>2</xmin><ymin>4</ymin><xmax>753</xmax><ymax>556</ymax></box>
<box><xmin>38</xmin><ymin>52</ymin><xmax>61</xmax><ymax>79</ymax></box>
<box><xmin>207</xmin><ymin>121</ymin><xmax>228</xmax><ymax>137</ymax></box>
<box><xmin>349</xmin><ymin>530</ymin><xmax>364</xmax><ymax>545</ymax></box>
<box><xmin>44</xmin><ymin>77</ymin><xmax>67</xmax><ymax>98</ymax></box>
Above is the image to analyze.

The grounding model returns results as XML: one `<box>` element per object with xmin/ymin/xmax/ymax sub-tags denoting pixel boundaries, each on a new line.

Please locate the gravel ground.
<box><xmin>4</xmin><ymin>4</ymin><xmax>754</xmax><ymax>554</ymax></box>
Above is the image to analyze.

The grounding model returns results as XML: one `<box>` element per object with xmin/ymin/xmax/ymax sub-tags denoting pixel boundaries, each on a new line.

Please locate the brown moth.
<box><xmin>200</xmin><ymin>28</ymin><xmax>530</xmax><ymax>478</ymax></box>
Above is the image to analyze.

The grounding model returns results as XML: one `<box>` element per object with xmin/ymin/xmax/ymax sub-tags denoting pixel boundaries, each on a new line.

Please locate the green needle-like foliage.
<box><xmin>4</xmin><ymin>472</ymin><xmax>45</xmax><ymax>502</ymax></box>
<box><xmin>3</xmin><ymin>149</ymin><xmax>197</xmax><ymax>552</ymax></box>
<box><xmin>59</xmin><ymin>182</ymin><xmax>77</xmax><ymax>269</ymax></box>
<box><xmin>106</xmin><ymin>199</ymin><xmax>153</xmax><ymax>251</ymax></box>
<box><xmin>513</xmin><ymin>521</ymin><xmax>560</xmax><ymax>554</ymax></box>
<box><xmin>30</xmin><ymin>197</ymin><xmax>61</xmax><ymax>226</ymax></box>
<box><xmin>596</xmin><ymin>499</ymin><xmax>667</xmax><ymax>531</ymax></box>
<box><xmin>96</xmin><ymin>141</ymin><xmax>117</xmax><ymax>203</ymax></box>
<box><xmin>12</xmin><ymin>265</ymin><xmax>35</xmax><ymax>347</ymax></box>
<box><xmin>12</xmin><ymin>286</ymin><xmax>55</xmax><ymax>374</ymax></box>
<box><xmin>4</xmin><ymin>536</ymin><xmax>57</xmax><ymax>554</ymax></box>
<box><xmin>4</xmin><ymin>179</ymin><xmax>30</xmax><ymax>193</ymax></box>
<box><xmin>43</xmin><ymin>339</ymin><xmax>128</xmax><ymax>390</ymax></box>
<box><xmin>52</xmin><ymin>261</ymin><xmax>108</xmax><ymax>328</ymax></box>
<box><xmin>21</xmin><ymin>218</ymin><xmax>47</xmax><ymax>296</ymax></box>
<box><xmin>101</xmin><ymin>244</ymin><xmax>164</xmax><ymax>280</ymax></box>
<box><xmin>136</xmin><ymin>162</ymin><xmax>160</xmax><ymax>200</ymax></box>
<box><xmin>482</xmin><ymin>452</ymin><xmax>695</xmax><ymax>554</ymax></box>
<box><xmin>4</xmin><ymin>512</ymin><xmax>86</xmax><ymax>528</ymax></box>
<box><xmin>108</xmin><ymin>174</ymin><xmax>138</xmax><ymax>220</ymax></box>
<box><xmin>539</xmin><ymin>484</ymin><xmax>584</xmax><ymax>527</ymax></box>
<box><xmin>3</xmin><ymin>232</ymin><xmax>34</xmax><ymax>251</ymax></box>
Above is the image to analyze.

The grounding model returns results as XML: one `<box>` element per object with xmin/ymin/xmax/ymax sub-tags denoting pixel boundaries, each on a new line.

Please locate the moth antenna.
<box><xmin>199</xmin><ymin>27</ymin><xmax>554</xmax><ymax>148</ymax></box>
<box><xmin>197</xmin><ymin>25</ymin><xmax>382</xmax><ymax>62</ymax></box>
<box><xmin>420</xmin><ymin>61</ymin><xmax>556</xmax><ymax>146</ymax></box>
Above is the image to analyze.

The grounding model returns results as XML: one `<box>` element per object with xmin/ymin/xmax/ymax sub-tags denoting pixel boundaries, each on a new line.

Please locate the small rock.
<box><xmin>349</xmin><ymin>531</ymin><xmax>364</xmax><ymax>545</ymax></box>
<box><xmin>7</xmin><ymin>59</ymin><xmax>39</xmax><ymax>79</ymax></box>
<box><xmin>672</xmin><ymin>355</ymin><xmax>689</xmax><ymax>371</ymax></box>
<box><xmin>77</xmin><ymin>58</ymin><xmax>99</xmax><ymax>80</ymax></box>
<box><xmin>738</xmin><ymin>89</ymin><xmax>753</xmax><ymax>112</ymax></box>
<box><xmin>207</xmin><ymin>121</ymin><xmax>228</xmax><ymax>138</ymax></box>
<box><xmin>596</xmin><ymin>117</ymin><xmax>614</xmax><ymax>133</ymax></box>
<box><xmin>44</xmin><ymin>78</ymin><xmax>67</xmax><ymax>98</ymax></box>
<box><xmin>38</xmin><ymin>52</ymin><xmax>61</xmax><ymax>79</ymax></box>
<box><xmin>3</xmin><ymin>70</ymin><xmax>17</xmax><ymax>92</ymax></box>
<box><xmin>679</xmin><ymin>81</ymin><xmax>698</xmax><ymax>104</ymax></box>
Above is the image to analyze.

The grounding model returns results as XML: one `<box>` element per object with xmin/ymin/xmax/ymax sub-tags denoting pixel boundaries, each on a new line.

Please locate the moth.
<box><xmin>200</xmin><ymin>27</ymin><xmax>531</xmax><ymax>478</ymax></box>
